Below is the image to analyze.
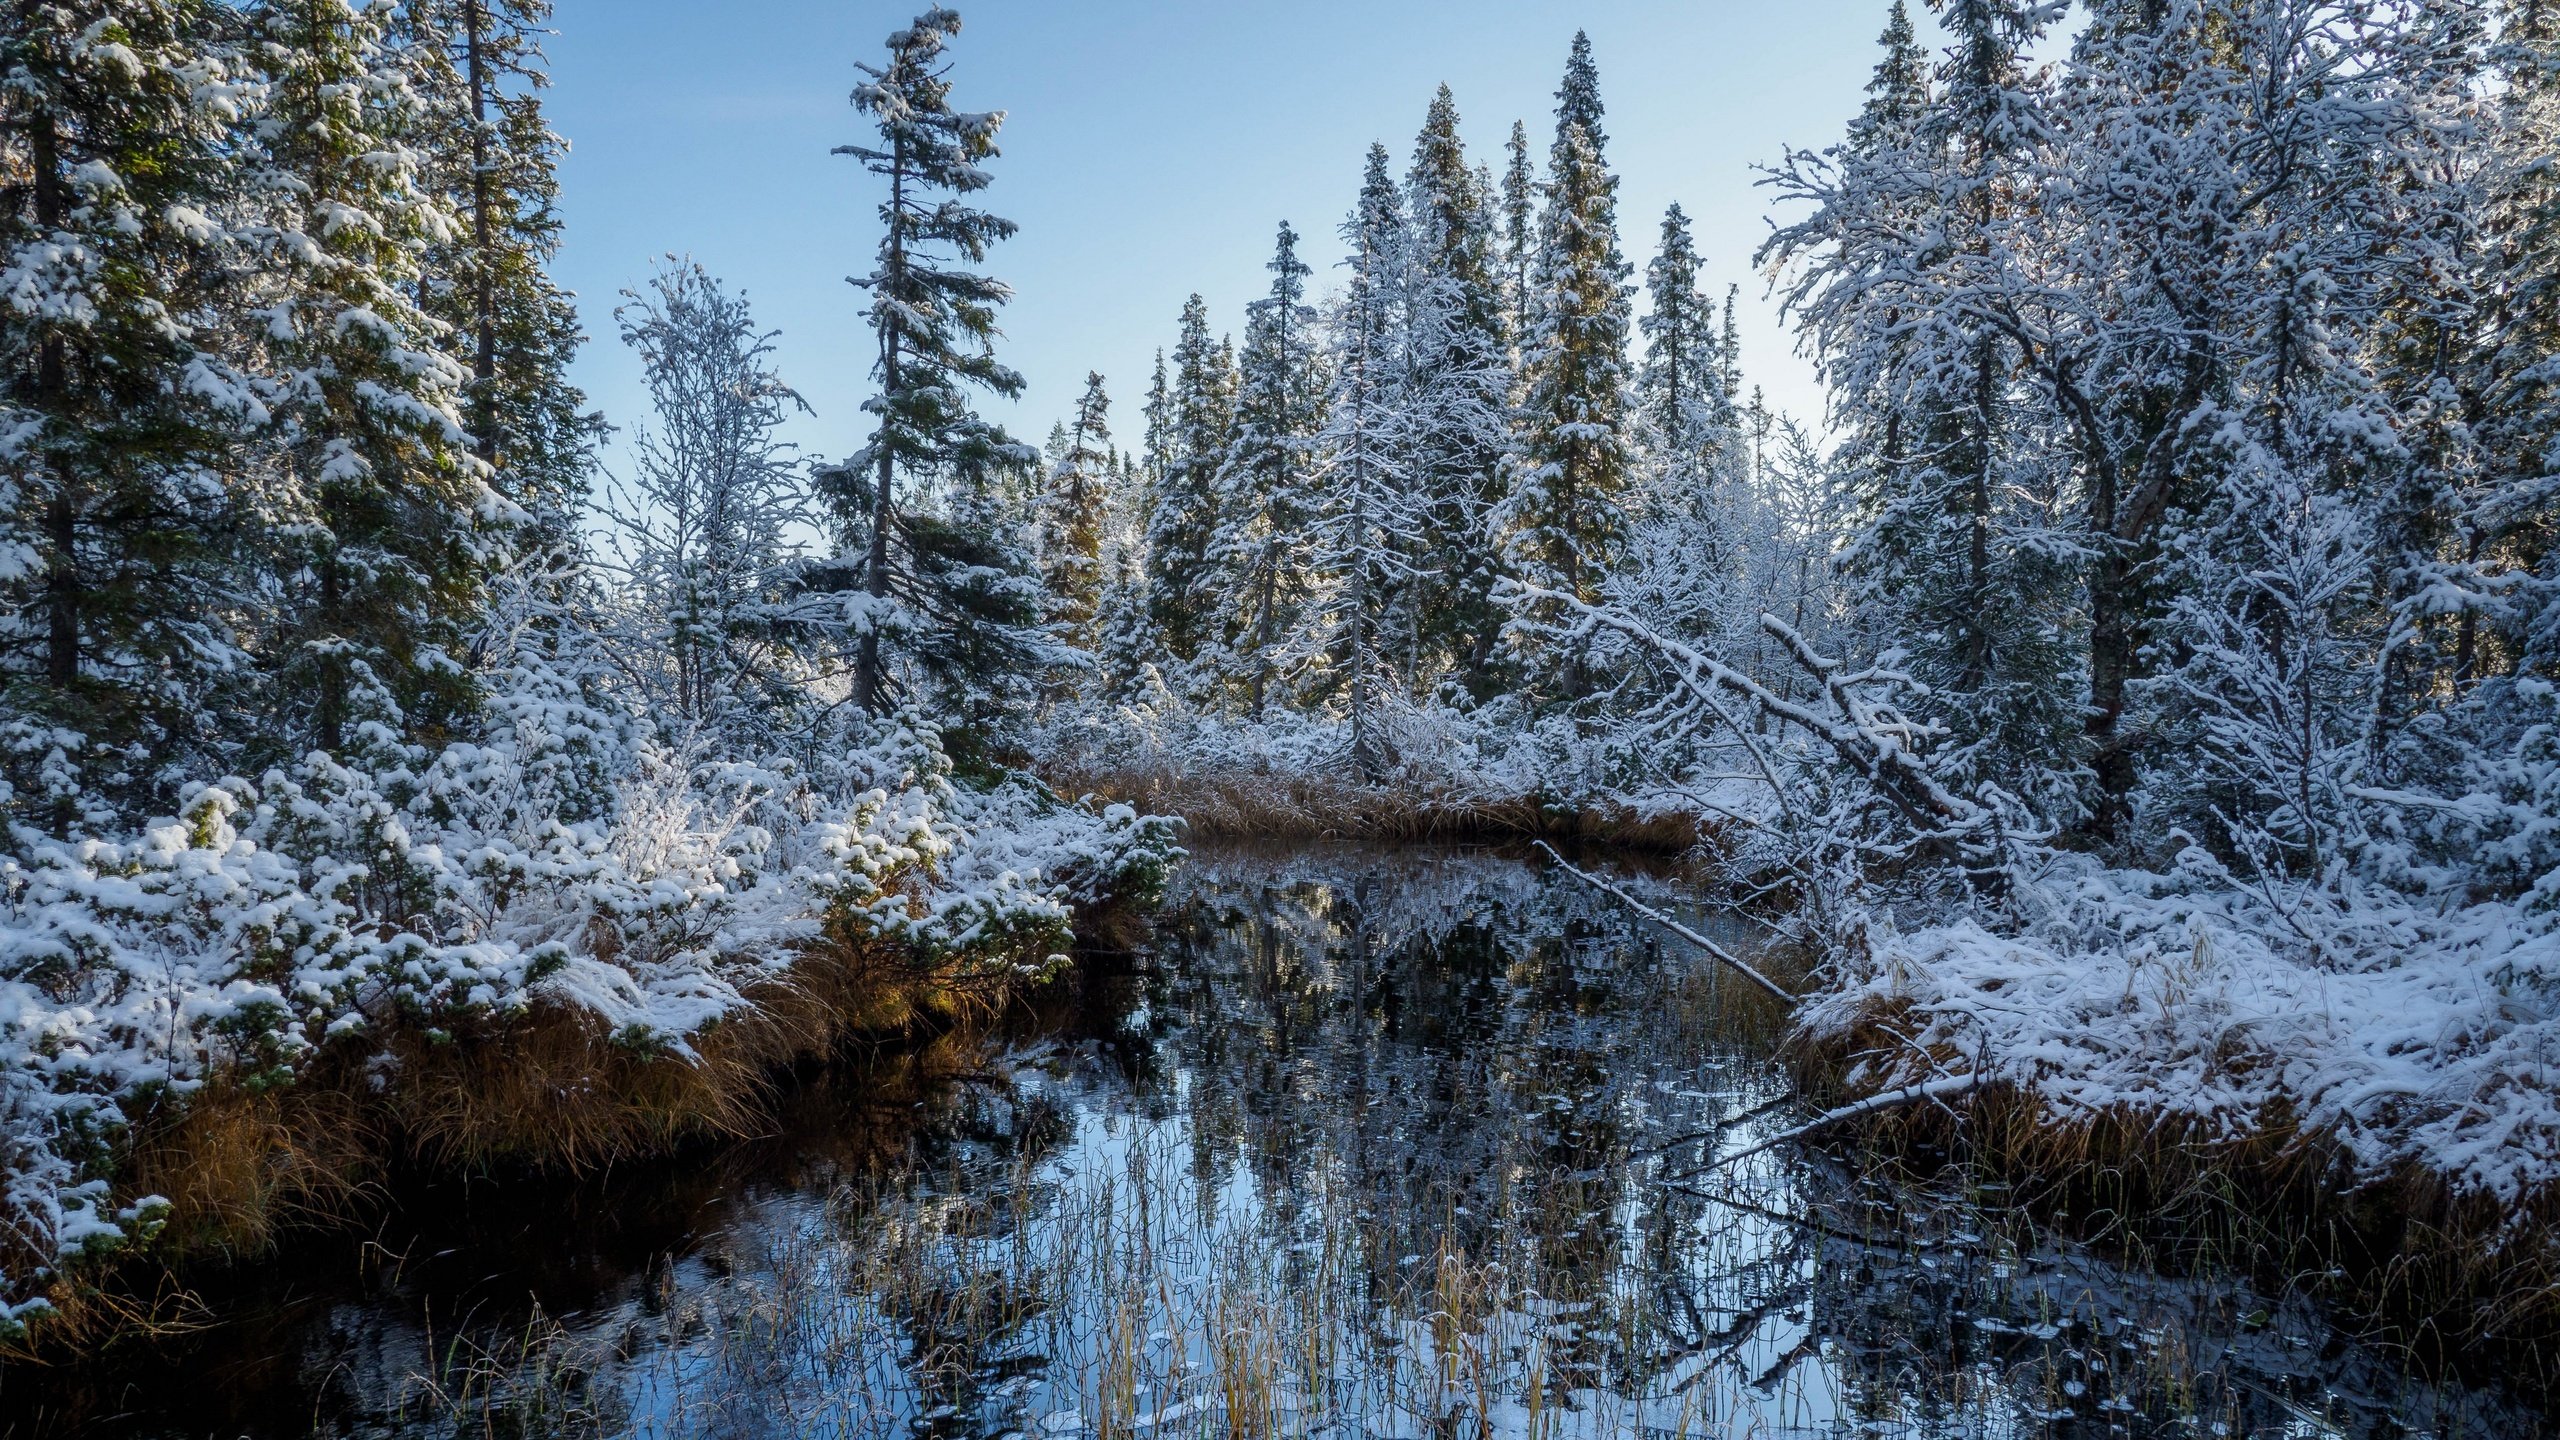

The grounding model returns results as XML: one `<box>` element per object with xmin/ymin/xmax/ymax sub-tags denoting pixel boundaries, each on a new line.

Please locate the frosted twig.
<box><xmin>1703</xmin><ymin>1075</ymin><xmax>1982</xmax><ymax>1170</ymax></box>
<box><xmin>1531</xmin><ymin>841</ymin><xmax>1793</xmax><ymax>1004</ymax></box>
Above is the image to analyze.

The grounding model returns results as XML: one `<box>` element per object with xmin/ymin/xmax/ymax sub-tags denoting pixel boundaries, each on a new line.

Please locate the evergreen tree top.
<box><xmin>1502</xmin><ymin>119</ymin><xmax>1536</xmax><ymax>280</ymax></box>
<box><xmin>1355</xmin><ymin>141</ymin><xmax>1404</xmax><ymax>244</ymax></box>
<box><xmin>1174</xmin><ymin>293</ymin><xmax>1215</xmax><ymax>369</ymax></box>
<box><xmin>1860</xmin><ymin>0</ymin><xmax>1933</xmax><ymax>134</ymax></box>
<box><xmin>1261</xmin><ymin>219</ymin><xmax>1312</xmax><ymax>296</ymax></box>
<box><xmin>841</xmin><ymin>9</ymin><xmax>1005</xmax><ymax>194</ymax></box>
<box><xmin>1930</xmin><ymin>0</ymin><xmax>2051</xmax><ymax>148</ymax></box>
<box><xmin>1072</xmin><ymin>370</ymin><xmax>1111</xmax><ymax>442</ymax></box>
<box><xmin>839</xmin><ymin>8</ymin><xmax>1013</xmax><ymax>263</ymax></box>
<box><xmin>1557</xmin><ymin>30</ymin><xmax>1606</xmax><ymax>151</ymax></box>
<box><xmin>1409</xmin><ymin>84</ymin><xmax>1495</xmax><ymax>291</ymax></box>
<box><xmin>1142</xmin><ymin>348</ymin><xmax>1171</xmax><ymax>477</ymax></box>
<box><xmin>1644</xmin><ymin>203</ymin><xmax>1704</xmax><ymax>323</ymax></box>
<box><xmin>836</xmin><ymin>5</ymin><xmax>1022</xmax><ymax>426</ymax></box>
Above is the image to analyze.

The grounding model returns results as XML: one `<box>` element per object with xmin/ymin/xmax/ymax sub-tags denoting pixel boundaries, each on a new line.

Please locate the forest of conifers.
<box><xmin>2</xmin><ymin>0</ymin><xmax>2557</xmax><ymax>1369</ymax></box>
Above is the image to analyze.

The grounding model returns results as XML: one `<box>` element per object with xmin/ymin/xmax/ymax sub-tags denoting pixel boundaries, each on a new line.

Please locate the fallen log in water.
<box><xmin>1531</xmin><ymin>840</ymin><xmax>1795</xmax><ymax>1004</ymax></box>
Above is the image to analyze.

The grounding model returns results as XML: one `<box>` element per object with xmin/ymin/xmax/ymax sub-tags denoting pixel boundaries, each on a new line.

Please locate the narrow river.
<box><xmin>4</xmin><ymin>844</ymin><xmax>2537</xmax><ymax>1438</ymax></box>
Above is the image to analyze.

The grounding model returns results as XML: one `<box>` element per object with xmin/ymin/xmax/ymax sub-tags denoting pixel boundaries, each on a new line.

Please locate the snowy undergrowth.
<box><xmin>1803</xmin><ymin>851</ymin><xmax>2560</xmax><ymax>1205</ymax></box>
<box><xmin>0</xmin><ymin>676</ymin><xmax>1175</xmax><ymax>1332</ymax></box>
<box><xmin>1041</xmin><ymin>676</ymin><xmax>1716</xmax><ymax>829</ymax></box>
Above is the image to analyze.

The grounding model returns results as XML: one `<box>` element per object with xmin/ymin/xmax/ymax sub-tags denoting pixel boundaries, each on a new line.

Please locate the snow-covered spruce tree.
<box><xmin>1035</xmin><ymin>370</ymin><xmax>1113</xmax><ymax>652</ymax></box>
<box><xmin>1637</xmin><ymin>202</ymin><xmax>1735</xmax><ymax>489</ymax></box>
<box><xmin>1092</xmin><ymin>494</ymin><xmax>1163</xmax><ymax>705</ymax></box>
<box><xmin>1499</xmin><ymin>118</ymin><xmax>1534</xmax><ymax>369</ymax></box>
<box><xmin>1718</xmin><ymin>288</ymin><xmax>1744</xmax><ymax>400</ymax></box>
<box><xmin>240</xmin><ymin>0</ymin><xmax>491</xmax><ymax>760</ymax></box>
<box><xmin>1762</xmin><ymin>0</ymin><xmax>2085</xmax><ymax>823</ymax></box>
<box><xmin>1796</xmin><ymin>0</ymin><xmax>1928</xmax><ymax>659</ymax></box>
<box><xmin>823</xmin><ymin>6</ymin><xmax>1034</xmax><ymax>722</ymax></box>
<box><xmin>2365</xmin><ymin>6</ymin><xmax>2560</xmax><ymax>900</ymax></box>
<box><xmin>1401</xmin><ymin>86</ymin><xmax>1515</xmax><ymax>698</ymax></box>
<box><xmin>898</xmin><ymin>431</ymin><xmax>1058</xmax><ymax>745</ymax></box>
<box><xmin>1137</xmin><ymin>347</ymin><xmax>1169</xmax><ymax>490</ymax></box>
<box><xmin>1306</xmin><ymin>143</ymin><xmax>1426</xmax><ymax>782</ymax></box>
<box><xmin>1141</xmin><ymin>293</ymin><xmax>1235</xmax><ymax>670</ymax></box>
<box><xmin>2062</xmin><ymin>0</ymin><xmax>2471</xmax><ymax>848</ymax></box>
<box><xmin>1499</xmin><ymin>31</ymin><xmax>1635</xmax><ymax>702</ymax></box>
<box><xmin>0</xmin><ymin>0</ymin><xmax>269</xmax><ymax>821</ymax></box>
<box><xmin>2147</xmin><ymin>456</ymin><xmax>2386</xmax><ymax>877</ymax></box>
<box><xmin>1211</xmin><ymin>222</ymin><xmax>1326</xmax><ymax>714</ymax></box>
<box><xmin>396</xmin><ymin>0</ymin><xmax>598</xmax><ymax>534</ymax></box>
<box><xmin>2466</xmin><ymin>0</ymin><xmax>2560</xmax><ymax>694</ymax></box>
<box><xmin>595</xmin><ymin>259</ymin><xmax>816</xmax><ymax>747</ymax></box>
<box><xmin>1599</xmin><ymin>203</ymin><xmax>1753</xmax><ymax>693</ymax></box>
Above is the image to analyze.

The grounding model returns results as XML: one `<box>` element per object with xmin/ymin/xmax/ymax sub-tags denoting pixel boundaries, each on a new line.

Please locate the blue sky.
<box><xmin>543</xmin><ymin>2</ymin><xmax>1923</xmax><ymax>472</ymax></box>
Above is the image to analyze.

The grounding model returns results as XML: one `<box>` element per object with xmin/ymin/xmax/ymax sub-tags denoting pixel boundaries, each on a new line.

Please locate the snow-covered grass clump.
<box><xmin>1802</xmin><ymin>850</ymin><xmax>2560</xmax><ymax>1203</ymax></box>
<box><xmin>0</xmin><ymin>673</ymin><xmax>1174</xmax><ymax>1333</ymax></box>
<box><xmin>1040</xmin><ymin>674</ymin><xmax>1729</xmax><ymax>840</ymax></box>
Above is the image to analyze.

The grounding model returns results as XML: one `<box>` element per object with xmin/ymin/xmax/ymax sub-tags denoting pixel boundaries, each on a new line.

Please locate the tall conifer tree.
<box><xmin>246</xmin><ymin>0</ymin><xmax>486</xmax><ymax>757</ymax></box>
<box><xmin>400</xmin><ymin>0</ymin><xmax>599</xmax><ymax>530</ymax></box>
<box><xmin>0</xmin><ymin>0</ymin><xmax>263</xmax><ymax>811</ymax></box>
<box><xmin>1639</xmin><ymin>202</ymin><xmax>1731</xmax><ymax>484</ymax></box>
<box><xmin>1142</xmin><ymin>294</ymin><xmax>1234</xmax><ymax>664</ymax></box>
<box><xmin>1500</xmin><ymin>118</ymin><xmax>1536</xmax><ymax>367</ymax></box>
<box><xmin>1312</xmin><ymin>144</ymin><xmax>1423</xmax><ymax>779</ymax></box>
<box><xmin>1501</xmin><ymin>31</ymin><xmax>1635</xmax><ymax>698</ymax></box>
<box><xmin>828</xmin><ymin>6</ymin><xmax>1023</xmax><ymax>717</ymax></box>
<box><xmin>1401</xmin><ymin>87</ymin><xmax>1515</xmax><ymax>695</ymax></box>
<box><xmin>1038</xmin><ymin>371</ymin><xmax>1114</xmax><ymax>646</ymax></box>
<box><xmin>1213</xmin><ymin>223</ymin><xmax>1326</xmax><ymax>712</ymax></box>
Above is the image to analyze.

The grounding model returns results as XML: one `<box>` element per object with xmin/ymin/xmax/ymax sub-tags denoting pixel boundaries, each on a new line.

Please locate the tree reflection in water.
<box><xmin>10</xmin><ymin>843</ymin><xmax>2539</xmax><ymax>1439</ymax></box>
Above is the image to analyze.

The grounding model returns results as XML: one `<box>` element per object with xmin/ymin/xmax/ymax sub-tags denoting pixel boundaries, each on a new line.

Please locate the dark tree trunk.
<box><xmin>31</xmin><ymin>102</ymin><xmax>78</xmax><ymax>691</ymax></box>
<box><xmin>856</xmin><ymin>141</ymin><xmax>905</xmax><ymax>717</ymax></box>
<box><xmin>463</xmin><ymin>0</ymin><xmax>499</xmax><ymax>465</ymax></box>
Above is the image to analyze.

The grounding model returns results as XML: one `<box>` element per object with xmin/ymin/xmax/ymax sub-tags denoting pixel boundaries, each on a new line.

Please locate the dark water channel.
<box><xmin>0</xmin><ymin>843</ymin><xmax>2538</xmax><ymax>1438</ymax></box>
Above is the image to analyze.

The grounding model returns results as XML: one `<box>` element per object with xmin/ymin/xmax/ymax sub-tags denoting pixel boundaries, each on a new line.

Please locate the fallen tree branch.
<box><xmin>1701</xmin><ymin>1075</ymin><xmax>1983</xmax><ymax>1171</ymax></box>
<box><xmin>1532</xmin><ymin>840</ymin><xmax>1794</xmax><ymax>1004</ymax></box>
<box><xmin>1506</xmin><ymin>581</ymin><xmax>2023</xmax><ymax>896</ymax></box>
<box><xmin>1626</xmin><ymin>1093</ymin><xmax>1795</xmax><ymax>1159</ymax></box>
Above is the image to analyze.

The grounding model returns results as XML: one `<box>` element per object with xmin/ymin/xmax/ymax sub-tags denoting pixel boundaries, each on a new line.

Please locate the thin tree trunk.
<box><xmin>2085</xmin><ymin>414</ymin><xmax>2131</xmax><ymax>838</ymax></box>
<box><xmin>31</xmin><ymin>101</ymin><xmax>78</xmax><ymax>691</ymax></box>
<box><xmin>318</xmin><ymin>558</ymin><xmax>344</xmax><ymax>754</ymax></box>
<box><xmin>857</xmin><ymin>145</ymin><xmax>905</xmax><ymax>716</ymax></box>
<box><xmin>2453</xmin><ymin>530</ymin><xmax>2483</xmax><ymax>689</ymax></box>
<box><xmin>463</xmin><ymin>0</ymin><xmax>498</xmax><ymax>465</ymax></box>
<box><xmin>1250</xmin><ymin>559</ymin><xmax>1276</xmax><ymax>716</ymax></box>
<box><xmin>1964</xmin><ymin>338</ymin><xmax>1995</xmax><ymax>692</ymax></box>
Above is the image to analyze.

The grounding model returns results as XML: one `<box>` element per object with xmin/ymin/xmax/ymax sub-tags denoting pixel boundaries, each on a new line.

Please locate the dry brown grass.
<box><xmin>5</xmin><ymin>931</ymin><xmax>1063</xmax><ymax>1361</ymax></box>
<box><xmin>1794</xmin><ymin>1004</ymin><xmax>2560</xmax><ymax>1401</ymax></box>
<box><xmin>121</xmin><ymin>1079</ymin><xmax>380</xmax><ymax>1258</ymax></box>
<box><xmin>380</xmin><ymin>935</ymin><xmax>1032</xmax><ymax>1172</ymax></box>
<box><xmin>1047</xmin><ymin>761</ymin><xmax>1706</xmax><ymax>850</ymax></box>
<box><xmin>4</xmin><ymin>1080</ymin><xmax>384</xmax><ymax>1356</ymax></box>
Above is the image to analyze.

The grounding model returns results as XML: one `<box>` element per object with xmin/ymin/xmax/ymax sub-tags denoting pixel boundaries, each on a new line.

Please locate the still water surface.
<box><xmin>3</xmin><ymin>843</ymin><xmax>2536</xmax><ymax>1438</ymax></box>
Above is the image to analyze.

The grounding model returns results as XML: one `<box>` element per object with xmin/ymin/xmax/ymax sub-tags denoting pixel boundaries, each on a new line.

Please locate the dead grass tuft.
<box><xmin>4</xmin><ymin>928</ymin><xmax>1067</xmax><ymax>1361</ymax></box>
<box><xmin>1046</xmin><ymin>761</ymin><xmax>1705</xmax><ymax>851</ymax></box>
<box><xmin>1794</xmin><ymin>1005</ymin><xmax>2560</xmax><ymax>1399</ymax></box>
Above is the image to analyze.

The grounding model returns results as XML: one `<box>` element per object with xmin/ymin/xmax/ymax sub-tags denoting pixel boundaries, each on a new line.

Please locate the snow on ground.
<box><xmin>1801</xmin><ymin>850</ymin><xmax>2560</xmax><ymax>1204</ymax></box>
<box><xmin>0</xmin><ymin>706</ymin><xmax>1174</xmax><ymax>1328</ymax></box>
<box><xmin>1043</xmin><ymin>679</ymin><xmax>1727</xmax><ymax>825</ymax></box>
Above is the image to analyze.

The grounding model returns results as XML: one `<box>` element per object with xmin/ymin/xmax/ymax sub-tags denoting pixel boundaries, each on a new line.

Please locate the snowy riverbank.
<box><xmin>0</xmin><ymin>704</ymin><xmax>1174</xmax><ymax>1336</ymax></box>
<box><xmin>1803</xmin><ymin>851</ymin><xmax>2560</xmax><ymax>1202</ymax></box>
